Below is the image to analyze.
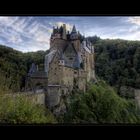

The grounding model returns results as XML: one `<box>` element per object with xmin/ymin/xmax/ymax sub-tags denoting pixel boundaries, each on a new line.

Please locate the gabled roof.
<box><xmin>28</xmin><ymin>63</ymin><xmax>37</xmax><ymax>75</ymax></box>
<box><xmin>44</xmin><ymin>49</ymin><xmax>57</xmax><ymax>75</ymax></box>
<box><xmin>30</xmin><ymin>71</ymin><xmax>48</xmax><ymax>78</ymax></box>
<box><xmin>63</xmin><ymin>43</ymin><xmax>77</xmax><ymax>55</ymax></box>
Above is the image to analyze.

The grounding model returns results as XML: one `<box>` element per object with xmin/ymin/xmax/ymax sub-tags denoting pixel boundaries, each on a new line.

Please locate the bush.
<box><xmin>64</xmin><ymin>81</ymin><xmax>140</xmax><ymax>123</ymax></box>
<box><xmin>0</xmin><ymin>94</ymin><xmax>56</xmax><ymax>124</ymax></box>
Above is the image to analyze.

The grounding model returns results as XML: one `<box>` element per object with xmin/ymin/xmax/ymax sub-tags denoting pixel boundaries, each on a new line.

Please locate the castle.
<box><xmin>26</xmin><ymin>24</ymin><xmax>96</xmax><ymax>115</ymax></box>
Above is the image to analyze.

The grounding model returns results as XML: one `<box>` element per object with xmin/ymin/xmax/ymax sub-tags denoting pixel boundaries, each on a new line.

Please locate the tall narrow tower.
<box><xmin>62</xmin><ymin>24</ymin><xmax>67</xmax><ymax>40</ymax></box>
<box><xmin>70</xmin><ymin>25</ymin><xmax>81</xmax><ymax>52</ymax></box>
<box><xmin>70</xmin><ymin>25</ymin><xmax>78</xmax><ymax>40</ymax></box>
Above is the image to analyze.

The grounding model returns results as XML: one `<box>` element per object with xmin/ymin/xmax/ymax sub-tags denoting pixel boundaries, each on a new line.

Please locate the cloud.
<box><xmin>2</xmin><ymin>16</ymin><xmax>140</xmax><ymax>52</ymax></box>
<box><xmin>0</xmin><ymin>17</ymin><xmax>18</xmax><ymax>26</ymax></box>
<box><xmin>0</xmin><ymin>16</ymin><xmax>51</xmax><ymax>52</ymax></box>
<box><xmin>8</xmin><ymin>34</ymin><xmax>23</xmax><ymax>44</ymax></box>
<box><xmin>128</xmin><ymin>26</ymin><xmax>140</xmax><ymax>33</ymax></box>
<box><xmin>53</xmin><ymin>22</ymin><xmax>73</xmax><ymax>32</ymax></box>
<box><xmin>128</xmin><ymin>17</ymin><xmax>140</xmax><ymax>25</ymax></box>
<box><xmin>124</xmin><ymin>17</ymin><xmax>140</xmax><ymax>40</ymax></box>
<box><xmin>35</xmin><ymin>32</ymin><xmax>50</xmax><ymax>44</ymax></box>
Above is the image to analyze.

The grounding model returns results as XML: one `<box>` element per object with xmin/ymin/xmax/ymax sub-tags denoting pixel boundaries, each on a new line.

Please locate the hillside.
<box><xmin>91</xmin><ymin>37</ymin><xmax>140</xmax><ymax>98</ymax></box>
<box><xmin>63</xmin><ymin>80</ymin><xmax>140</xmax><ymax>123</ymax></box>
<box><xmin>1</xmin><ymin>37</ymin><xmax>140</xmax><ymax>97</ymax></box>
<box><xmin>1</xmin><ymin>38</ymin><xmax>140</xmax><ymax>123</ymax></box>
<box><xmin>0</xmin><ymin>45</ymin><xmax>49</xmax><ymax>93</ymax></box>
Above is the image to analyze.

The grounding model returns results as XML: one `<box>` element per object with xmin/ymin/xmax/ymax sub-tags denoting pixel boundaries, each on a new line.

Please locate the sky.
<box><xmin>0</xmin><ymin>16</ymin><xmax>140</xmax><ymax>52</ymax></box>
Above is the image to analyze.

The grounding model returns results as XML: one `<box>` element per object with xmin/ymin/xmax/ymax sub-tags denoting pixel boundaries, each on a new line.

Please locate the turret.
<box><xmin>70</xmin><ymin>25</ymin><xmax>78</xmax><ymax>40</ymax></box>
<box><xmin>50</xmin><ymin>26</ymin><xmax>61</xmax><ymax>44</ymax></box>
<box><xmin>71</xmin><ymin>25</ymin><xmax>76</xmax><ymax>33</ymax></box>
<box><xmin>28</xmin><ymin>63</ymin><xmax>37</xmax><ymax>76</ymax></box>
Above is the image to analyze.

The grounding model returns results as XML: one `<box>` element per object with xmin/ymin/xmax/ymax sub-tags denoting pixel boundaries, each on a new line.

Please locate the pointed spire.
<box><xmin>71</xmin><ymin>25</ymin><xmax>77</xmax><ymax>33</ymax></box>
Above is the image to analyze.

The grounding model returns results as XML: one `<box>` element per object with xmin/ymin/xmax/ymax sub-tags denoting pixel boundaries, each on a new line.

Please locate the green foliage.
<box><xmin>64</xmin><ymin>81</ymin><xmax>140</xmax><ymax>123</ymax></box>
<box><xmin>1</xmin><ymin>38</ymin><xmax>140</xmax><ymax>124</ymax></box>
<box><xmin>0</xmin><ymin>45</ymin><xmax>27</xmax><ymax>92</ymax></box>
<box><xmin>86</xmin><ymin>35</ymin><xmax>101</xmax><ymax>44</ymax></box>
<box><xmin>0</xmin><ymin>45</ymin><xmax>49</xmax><ymax>93</ymax></box>
<box><xmin>0</xmin><ymin>94</ymin><xmax>56</xmax><ymax>124</ymax></box>
<box><xmin>94</xmin><ymin>38</ymin><xmax>140</xmax><ymax>97</ymax></box>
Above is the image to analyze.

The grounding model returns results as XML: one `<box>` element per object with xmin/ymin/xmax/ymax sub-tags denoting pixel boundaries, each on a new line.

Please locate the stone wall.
<box><xmin>62</xmin><ymin>66</ymin><xmax>74</xmax><ymax>86</ymax></box>
<box><xmin>71</xmin><ymin>40</ymin><xmax>81</xmax><ymax>52</ymax></box>
<box><xmin>46</xmin><ymin>86</ymin><xmax>67</xmax><ymax>115</ymax></box>
<box><xmin>48</xmin><ymin>54</ymin><xmax>62</xmax><ymax>85</ymax></box>
<box><xmin>5</xmin><ymin>92</ymin><xmax>46</xmax><ymax>106</ymax></box>
<box><xmin>46</xmin><ymin>86</ymin><xmax>61</xmax><ymax>107</ymax></box>
<box><xmin>78</xmin><ymin>77</ymin><xmax>86</xmax><ymax>92</ymax></box>
<box><xmin>50</xmin><ymin>39</ymin><xmax>68</xmax><ymax>51</ymax></box>
<box><xmin>25</xmin><ymin>76</ymin><xmax>48</xmax><ymax>93</ymax></box>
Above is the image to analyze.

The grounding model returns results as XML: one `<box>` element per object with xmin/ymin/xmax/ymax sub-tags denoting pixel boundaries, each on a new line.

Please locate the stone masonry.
<box><xmin>26</xmin><ymin>24</ymin><xmax>96</xmax><ymax>115</ymax></box>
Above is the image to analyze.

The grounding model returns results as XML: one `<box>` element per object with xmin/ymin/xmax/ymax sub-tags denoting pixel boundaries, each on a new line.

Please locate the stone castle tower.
<box><xmin>26</xmin><ymin>24</ymin><xmax>96</xmax><ymax>115</ymax></box>
<box><xmin>44</xmin><ymin>24</ymin><xmax>96</xmax><ymax>115</ymax></box>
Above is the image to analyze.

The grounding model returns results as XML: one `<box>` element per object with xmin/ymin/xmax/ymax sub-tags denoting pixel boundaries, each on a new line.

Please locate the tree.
<box><xmin>64</xmin><ymin>81</ymin><xmax>140</xmax><ymax>123</ymax></box>
<box><xmin>0</xmin><ymin>94</ymin><xmax>56</xmax><ymax>124</ymax></box>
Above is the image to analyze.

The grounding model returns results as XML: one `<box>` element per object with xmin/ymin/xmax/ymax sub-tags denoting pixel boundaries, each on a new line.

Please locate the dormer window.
<box><xmin>58</xmin><ymin>60</ymin><xmax>65</xmax><ymax>65</ymax></box>
<box><xmin>69</xmin><ymin>58</ymin><xmax>73</xmax><ymax>60</ymax></box>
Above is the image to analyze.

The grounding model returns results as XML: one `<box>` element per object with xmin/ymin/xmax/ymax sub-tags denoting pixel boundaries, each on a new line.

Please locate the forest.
<box><xmin>1</xmin><ymin>36</ymin><xmax>140</xmax><ymax>123</ymax></box>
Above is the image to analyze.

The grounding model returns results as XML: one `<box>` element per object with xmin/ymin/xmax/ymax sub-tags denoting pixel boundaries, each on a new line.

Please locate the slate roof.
<box><xmin>30</xmin><ymin>71</ymin><xmax>48</xmax><ymax>78</ymax></box>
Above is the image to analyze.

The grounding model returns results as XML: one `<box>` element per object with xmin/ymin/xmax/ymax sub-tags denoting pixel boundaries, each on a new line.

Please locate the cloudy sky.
<box><xmin>0</xmin><ymin>16</ymin><xmax>140</xmax><ymax>52</ymax></box>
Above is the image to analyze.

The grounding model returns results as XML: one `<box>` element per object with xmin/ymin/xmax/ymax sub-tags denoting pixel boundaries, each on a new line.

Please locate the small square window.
<box><xmin>69</xmin><ymin>58</ymin><xmax>73</xmax><ymax>60</ymax></box>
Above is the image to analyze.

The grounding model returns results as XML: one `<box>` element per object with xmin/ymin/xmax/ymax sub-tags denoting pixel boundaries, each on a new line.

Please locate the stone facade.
<box><xmin>45</xmin><ymin>24</ymin><xmax>96</xmax><ymax>115</ymax></box>
<box><xmin>5</xmin><ymin>92</ymin><xmax>45</xmax><ymax>106</ymax></box>
<box><xmin>26</xmin><ymin>24</ymin><xmax>96</xmax><ymax>115</ymax></box>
